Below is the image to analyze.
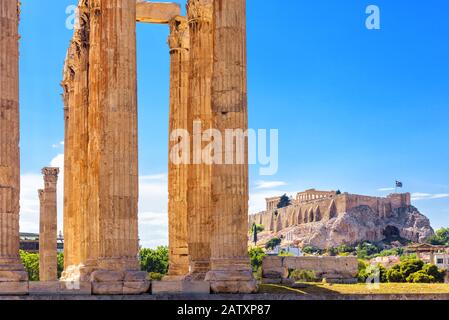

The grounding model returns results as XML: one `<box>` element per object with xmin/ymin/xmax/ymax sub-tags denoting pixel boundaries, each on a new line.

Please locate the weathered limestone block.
<box><xmin>92</xmin><ymin>282</ymin><xmax>124</xmax><ymax>295</ymax></box>
<box><xmin>0</xmin><ymin>282</ymin><xmax>29</xmax><ymax>295</ymax></box>
<box><xmin>262</xmin><ymin>256</ymin><xmax>358</xmax><ymax>284</ymax></box>
<box><xmin>58</xmin><ymin>281</ymin><xmax>92</xmax><ymax>295</ymax></box>
<box><xmin>29</xmin><ymin>281</ymin><xmax>92</xmax><ymax>295</ymax></box>
<box><xmin>136</xmin><ymin>1</ymin><xmax>181</xmax><ymax>24</ymax></box>
<box><xmin>123</xmin><ymin>281</ymin><xmax>151</xmax><ymax>295</ymax></box>
<box><xmin>28</xmin><ymin>282</ymin><xmax>60</xmax><ymax>295</ymax></box>
<box><xmin>0</xmin><ymin>271</ymin><xmax>28</xmax><ymax>282</ymax></box>
<box><xmin>124</xmin><ymin>271</ymin><xmax>148</xmax><ymax>282</ymax></box>
<box><xmin>91</xmin><ymin>270</ymin><xmax>124</xmax><ymax>283</ymax></box>
<box><xmin>152</xmin><ymin>281</ymin><xmax>210</xmax><ymax>295</ymax></box>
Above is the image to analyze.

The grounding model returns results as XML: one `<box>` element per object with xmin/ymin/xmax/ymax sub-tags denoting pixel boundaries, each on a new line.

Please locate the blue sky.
<box><xmin>18</xmin><ymin>0</ymin><xmax>449</xmax><ymax>247</ymax></box>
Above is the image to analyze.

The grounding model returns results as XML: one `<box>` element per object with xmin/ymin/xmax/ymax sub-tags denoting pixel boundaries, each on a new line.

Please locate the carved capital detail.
<box><xmin>187</xmin><ymin>0</ymin><xmax>213</xmax><ymax>23</ymax></box>
<box><xmin>38</xmin><ymin>189</ymin><xmax>45</xmax><ymax>202</ymax></box>
<box><xmin>42</xmin><ymin>167</ymin><xmax>60</xmax><ymax>184</ymax></box>
<box><xmin>168</xmin><ymin>16</ymin><xmax>190</xmax><ymax>51</ymax></box>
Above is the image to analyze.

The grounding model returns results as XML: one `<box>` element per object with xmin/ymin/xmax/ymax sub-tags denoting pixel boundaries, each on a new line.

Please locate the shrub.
<box><xmin>265</xmin><ymin>237</ymin><xmax>281</xmax><ymax>250</ymax></box>
<box><xmin>399</xmin><ymin>259</ymin><xmax>424</xmax><ymax>279</ymax></box>
<box><xmin>422</xmin><ymin>264</ymin><xmax>445</xmax><ymax>283</ymax></box>
<box><xmin>427</xmin><ymin>228</ymin><xmax>449</xmax><ymax>246</ymax></box>
<box><xmin>302</xmin><ymin>246</ymin><xmax>323</xmax><ymax>255</ymax></box>
<box><xmin>407</xmin><ymin>271</ymin><xmax>435</xmax><ymax>283</ymax></box>
<box><xmin>57</xmin><ymin>253</ymin><xmax>64</xmax><ymax>279</ymax></box>
<box><xmin>139</xmin><ymin>247</ymin><xmax>169</xmax><ymax>275</ymax></box>
<box><xmin>19</xmin><ymin>250</ymin><xmax>39</xmax><ymax>281</ymax></box>
<box><xmin>358</xmin><ymin>262</ymin><xmax>387</xmax><ymax>283</ymax></box>
<box><xmin>336</xmin><ymin>245</ymin><xmax>356</xmax><ymax>254</ymax></box>
<box><xmin>249</xmin><ymin>224</ymin><xmax>264</xmax><ymax>235</ymax></box>
<box><xmin>248</xmin><ymin>247</ymin><xmax>266</xmax><ymax>272</ymax></box>
<box><xmin>289</xmin><ymin>269</ymin><xmax>317</xmax><ymax>282</ymax></box>
<box><xmin>149</xmin><ymin>272</ymin><xmax>164</xmax><ymax>281</ymax></box>
<box><xmin>385</xmin><ymin>259</ymin><xmax>445</xmax><ymax>283</ymax></box>
<box><xmin>356</xmin><ymin>242</ymin><xmax>382</xmax><ymax>259</ymax></box>
<box><xmin>357</xmin><ymin>259</ymin><xmax>369</xmax><ymax>282</ymax></box>
<box><xmin>386</xmin><ymin>265</ymin><xmax>405</xmax><ymax>283</ymax></box>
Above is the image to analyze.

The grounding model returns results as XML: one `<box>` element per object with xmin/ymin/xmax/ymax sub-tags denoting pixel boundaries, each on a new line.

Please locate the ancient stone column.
<box><xmin>185</xmin><ymin>0</ymin><xmax>214</xmax><ymax>281</ymax></box>
<box><xmin>0</xmin><ymin>0</ymin><xmax>28</xmax><ymax>293</ymax></box>
<box><xmin>61</xmin><ymin>40</ymin><xmax>76</xmax><ymax>273</ymax></box>
<box><xmin>39</xmin><ymin>168</ymin><xmax>59</xmax><ymax>282</ymax></box>
<box><xmin>205</xmin><ymin>0</ymin><xmax>257</xmax><ymax>293</ymax></box>
<box><xmin>61</xmin><ymin>2</ymin><xmax>91</xmax><ymax>279</ymax></box>
<box><xmin>87</xmin><ymin>0</ymin><xmax>148</xmax><ymax>294</ymax></box>
<box><xmin>166</xmin><ymin>16</ymin><xmax>190</xmax><ymax>279</ymax></box>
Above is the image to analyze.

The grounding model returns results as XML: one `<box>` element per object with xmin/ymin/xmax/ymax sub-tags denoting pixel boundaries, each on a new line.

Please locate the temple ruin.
<box><xmin>39</xmin><ymin>168</ymin><xmax>60</xmax><ymax>282</ymax></box>
<box><xmin>0</xmin><ymin>0</ymin><xmax>256</xmax><ymax>295</ymax></box>
<box><xmin>58</xmin><ymin>0</ymin><xmax>255</xmax><ymax>294</ymax></box>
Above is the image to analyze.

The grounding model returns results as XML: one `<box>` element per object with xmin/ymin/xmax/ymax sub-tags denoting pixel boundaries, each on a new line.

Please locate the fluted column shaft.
<box><xmin>61</xmin><ymin>2</ymin><xmax>90</xmax><ymax>275</ymax></box>
<box><xmin>39</xmin><ymin>168</ymin><xmax>59</xmax><ymax>282</ymax></box>
<box><xmin>0</xmin><ymin>0</ymin><xmax>25</xmax><ymax>274</ymax></box>
<box><xmin>87</xmin><ymin>0</ymin><xmax>139</xmax><ymax>271</ymax></box>
<box><xmin>186</xmin><ymin>0</ymin><xmax>214</xmax><ymax>279</ymax></box>
<box><xmin>167</xmin><ymin>16</ymin><xmax>190</xmax><ymax>278</ymax></box>
<box><xmin>205</xmin><ymin>0</ymin><xmax>257</xmax><ymax>293</ymax></box>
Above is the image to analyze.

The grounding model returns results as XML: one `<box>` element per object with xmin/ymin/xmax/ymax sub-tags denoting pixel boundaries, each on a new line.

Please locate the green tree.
<box><xmin>427</xmin><ymin>228</ymin><xmax>449</xmax><ymax>245</ymax></box>
<box><xmin>356</xmin><ymin>242</ymin><xmax>382</xmax><ymax>259</ymax></box>
<box><xmin>399</xmin><ymin>259</ymin><xmax>424</xmax><ymax>279</ymax></box>
<box><xmin>19</xmin><ymin>250</ymin><xmax>39</xmax><ymax>281</ymax></box>
<box><xmin>57</xmin><ymin>253</ymin><xmax>64</xmax><ymax>279</ymax></box>
<box><xmin>249</xmin><ymin>223</ymin><xmax>264</xmax><ymax>235</ymax></box>
<box><xmin>139</xmin><ymin>246</ymin><xmax>169</xmax><ymax>275</ymax></box>
<box><xmin>422</xmin><ymin>264</ymin><xmax>445</xmax><ymax>283</ymax></box>
<box><xmin>302</xmin><ymin>246</ymin><xmax>323</xmax><ymax>255</ymax></box>
<box><xmin>407</xmin><ymin>271</ymin><xmax>435</xmax><ymax>283</ymax></box>
<box><xmin>386</xmin><ymin>265</ymin><xmax>404</xmax><ymax>283</ymax></box>
<box><xmin>248</xmin><ymin>247</ymin><xmax>266</xmax><ymax>272</ymax></box>
<box><xmin>265</xmin><ymin>237</ymin><xmax>281</xmax><ymax>250</ymax></box>
<box><xmin>277</xmin><ymin>194</ymin><xmax>291</xmax><ymax>209</ymax></box>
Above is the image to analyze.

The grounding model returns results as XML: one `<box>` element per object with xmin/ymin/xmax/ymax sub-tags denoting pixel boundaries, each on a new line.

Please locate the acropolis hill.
<box><xmin>249</xmin><ymin>189</ymin><xmax>434</xmax><ymax>249</ymax></box>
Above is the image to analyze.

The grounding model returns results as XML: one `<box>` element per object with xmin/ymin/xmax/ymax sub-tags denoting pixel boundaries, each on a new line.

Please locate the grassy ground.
<box><xmin>259</xmin><ymin>283</ymin><xmax>449</xmax><ymax>295</ymax></box>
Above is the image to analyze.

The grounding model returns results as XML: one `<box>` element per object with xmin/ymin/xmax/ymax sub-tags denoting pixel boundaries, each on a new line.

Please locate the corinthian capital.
<box><xmin>168</xmin><ymin>16</ymin><xmax>189</xmax><ymax>51</ymax></box>
<box><xmin>42</xmin><ymin>167</ymin><xmax>60</xmax><ymax>184</ymax></box>
<box><xmin>187</xmin><ymin>0</ymin><xmax>213</xmax><ymax>23</ymax></box>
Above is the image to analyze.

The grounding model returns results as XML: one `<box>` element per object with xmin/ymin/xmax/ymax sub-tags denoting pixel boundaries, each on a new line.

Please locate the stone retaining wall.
<box><xmin>262</xmin><ymin>256</ymin><xmax>358</xmax><ymax>284</ymax></box>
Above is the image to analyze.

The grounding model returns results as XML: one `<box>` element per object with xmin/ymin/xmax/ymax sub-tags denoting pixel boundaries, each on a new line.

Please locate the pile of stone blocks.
<box><xmin>262</xmin><ymin>256</ymin><xmax>358</xmax><ymax>284</ymax></box>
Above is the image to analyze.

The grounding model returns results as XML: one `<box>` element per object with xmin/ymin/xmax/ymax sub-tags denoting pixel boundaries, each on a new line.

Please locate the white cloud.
<box><xmin>254</xmin><ymin>180</ymin><xmax>287</xmax><ymax>190</ymax></box>
<box><xmin>52</xmin><ymin>141</ymin><xmax>64</xmax><ymax>149</ymax></box>
<box><xmin>411</xmin><ymin>192</ymin><xmax>449</xmax><ymax>201</ymax></box>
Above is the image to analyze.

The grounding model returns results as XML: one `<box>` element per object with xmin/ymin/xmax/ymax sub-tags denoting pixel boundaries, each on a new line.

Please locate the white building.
<box><xmin>434</xmin><ymin>253</ymin><xmax>449</xmax><ymax>270</ymax></box>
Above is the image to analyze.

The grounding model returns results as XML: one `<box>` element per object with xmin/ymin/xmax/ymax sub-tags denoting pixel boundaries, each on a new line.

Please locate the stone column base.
<box><xmin>205</xmin><ymin>259</ymin><xmax>258</xmax><ymax>294</ymax></box>
<box><xmin>162</xmin><ymin>274</ymin><xmax>188</xmax><ymax>281</ymax></box>
<box><xmin>0</xmin><ymin>281</ymin><xmax>29</xmax><ymax>295</ymax></box>
<box><xmin>0</xmin><ymin>266</ymin><xmax>29</xmax><ymax>295</ymax></box>
<box><xmin>91</xmin><ymin>270</ymin><xmax>150</xmax><ymax>295</ymax></box>
<box><xmin>185</xmin><ymin>260</ymin><xmax>210</xmax><ymax>281</ymax></box>
<box><xmin>205</xmin><ymin>270</ymin><xmax>258</xmax><ymax>294</ymax></box>
<box><xmin>152</xmin><ymin>280</ymin><xmax>210</xmax><ymax>294</ymax></box>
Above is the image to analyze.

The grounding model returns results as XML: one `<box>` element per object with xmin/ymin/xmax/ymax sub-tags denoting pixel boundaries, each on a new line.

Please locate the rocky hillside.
<box><xmin>256</xmin><ymin>205</ymin><xmax>434</xmax><ymax>249</ymax></box>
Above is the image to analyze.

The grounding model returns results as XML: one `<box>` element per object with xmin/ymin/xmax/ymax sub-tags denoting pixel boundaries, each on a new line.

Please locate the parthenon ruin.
<box><xmin>1</xmin><ymin>0</ymin><xmax>256</xmax><ymax>295</ymax></box>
